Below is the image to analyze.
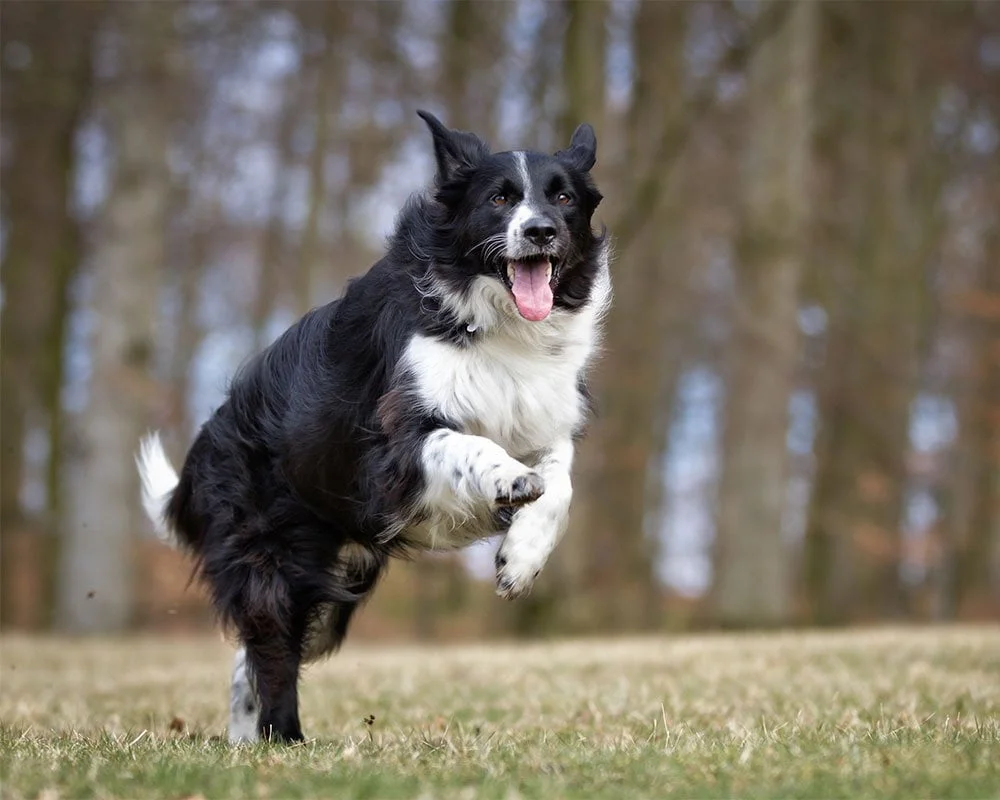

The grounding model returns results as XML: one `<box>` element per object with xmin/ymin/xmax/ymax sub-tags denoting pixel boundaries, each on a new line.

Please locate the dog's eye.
<box><xmin>491</xmin><ymin>193</ymin><xmax>508</xmax><ymax>207</ymax></box>
<box><xmin>557</xmin><ymin>192</ymin><xmax>573</xmax><ymax>206</ymax></box>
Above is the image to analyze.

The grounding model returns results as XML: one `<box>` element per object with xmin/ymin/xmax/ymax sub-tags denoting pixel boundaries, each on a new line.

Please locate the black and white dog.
<box><xmin>137</xmin><ymin>111</ymin><xmax>611</xmax><ymax>743</ymax></box>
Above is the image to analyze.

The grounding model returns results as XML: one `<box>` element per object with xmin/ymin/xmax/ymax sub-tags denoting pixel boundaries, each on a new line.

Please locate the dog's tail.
<box><xmin>135</xmin><ymin>431</ymin><xmax>181</xmax><ymax>549</ymax></box>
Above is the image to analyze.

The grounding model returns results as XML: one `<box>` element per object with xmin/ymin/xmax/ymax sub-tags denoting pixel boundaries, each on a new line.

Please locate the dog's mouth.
<box><xmin>501</xmin><ymin>255</ymin><xmax>560</xmax><ymax>322</ymax></box>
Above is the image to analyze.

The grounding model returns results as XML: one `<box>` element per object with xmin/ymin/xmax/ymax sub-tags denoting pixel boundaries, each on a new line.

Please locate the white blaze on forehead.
<box><xmin>507</xmin><ymin>151</ymin><xmax>540</xmax><ymax>257</ymax></box>
<box><xmin>515</xmin><ymin>151</ymin><xmax>532</xmax><ymax>194</ymax></box>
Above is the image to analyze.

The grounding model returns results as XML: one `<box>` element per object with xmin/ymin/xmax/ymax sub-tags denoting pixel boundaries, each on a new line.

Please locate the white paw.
<box><xmin>494</xmin><ymin>522</ymin><xmax>554</xmax><ymax>600</ymax></box>
<box><xmin>489</xmin><ymin>463</ymin><xmax>545</xmax><ymax>508</ymax></box>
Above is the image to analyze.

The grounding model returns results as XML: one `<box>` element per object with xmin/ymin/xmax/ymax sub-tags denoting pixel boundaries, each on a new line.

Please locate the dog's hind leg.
<box><xmin>228</xmin><ymin>646</ymin><xmax>259</xmax><ymax>743</ymax></box>
<box><xmin>243</xmin><ymin>636</ymin><xmax>304</xmax><ymax>742</ymax></box>
<box><xmin>302</xmin><ymin>548</ymin><xmax>385</xmax><ymax>664</ymax></box>
<box><xmin>213</xmin><ymin>556</ymin><xmax>309</xmax><ymax>743</ymax></box>
<box><xmin>241</xmin><ymin>604</ymin><xmax>307</xmax><ymax>743</ymax></box>
<box><xmin>245</xmin><ymin>561</ymin><xmax>382</xmax><ymax>741</ymax></box>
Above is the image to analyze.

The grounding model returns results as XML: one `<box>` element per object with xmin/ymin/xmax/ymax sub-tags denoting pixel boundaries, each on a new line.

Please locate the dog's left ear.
<box><xmin>555</xmin><ymin>124</ymin><xmax>597</xmax><ymax>172</ymax></box>
<box><xmin>417</xmin><ymin>110</ymin><xmax>490</xmax><ymax>184</ymax></box>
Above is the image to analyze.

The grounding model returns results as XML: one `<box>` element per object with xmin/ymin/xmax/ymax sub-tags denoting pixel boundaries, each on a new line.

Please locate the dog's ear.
<box><xmin>417</xmin><ymin>110</ymin><xmax>490</xmax><ymax>184</ymax></box>
<box><xmin>555</xmin><ymin>123</ymin><xmax>597</xmax><ymax>172</ymax></box>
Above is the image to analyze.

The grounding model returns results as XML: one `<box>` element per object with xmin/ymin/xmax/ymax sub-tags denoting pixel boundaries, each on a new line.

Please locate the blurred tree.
<box><xmin>931</xmin><ymin>4</ymin><xmax>1000</xmax><ymax>619</ymax></box>
<box><xmin>952</xmin><ymin>205</ymin><xmax>1000</xmax><ymax>616</ymax></box>
<box><xmin>712</xmin><ymin>0</ymin><xmax>816</xmax><ymax>627</ymax></box>
<box><xmin>559</xmin><ymin>0</ymin><xmax>607</xmax><ymax>146</ymax></box>
<box><xmin>801</xmin><ymin>3</ymin><xmax>864</xmax><ymax>624</ymax></box>
<box><xmin>571</xmin><ymin>0</ymin><xmax>684</xmax><ymax>632</ymax></box>
<box><xmin>56</xmin><ymin>3</ymin><xmax>173</xmax><ymax>632</ymax></box>
<box><xmin>251</xmin><ymin>68</ymin><xmax>303</xmax><ymax>353</ymax></box>
<box><xmin>161</xmin><ymin>42</ymin><xmax>218</xmax><ymax>441</ymax></box>
<box><xmin>803</xmin><ymin>5</ymin><xmax>933</xmax><ymax>623</ymax></box>
<box><xmin>0</xmin><ymin>1</ymin><xmax>102</xmax><ymax>627</ymax></box>
<box><xmin>295</xmin><ymin>3</ymin><xmax>344</xmax><ymax>316</ymax></box>
<box><xmin>163</xmin><ymin>165</ymin><xmax>213</xmax><ymax>442</ymax></box>
<box><xmin>506</xmin><ymin>0</ymin><xmax>609</xmax><ymax>636</ymax></box>
<box><xmin>441</xmin><ymin>0</ymin><xmax>507</xmax><ymax>133</ymax></box>
<box><xmin>848</xmin><ymin>8</ymin><xmax>932</xmax><ymax>619</ymax></box>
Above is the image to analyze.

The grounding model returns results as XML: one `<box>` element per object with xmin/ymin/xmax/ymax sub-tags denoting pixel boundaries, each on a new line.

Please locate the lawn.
<box><xmin>1</xmin><ymin>626</ymin><xmax>998</xmax><ymax>799</ymax></box>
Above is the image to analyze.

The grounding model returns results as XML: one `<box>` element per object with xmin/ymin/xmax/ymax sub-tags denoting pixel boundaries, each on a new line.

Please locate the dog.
<box><xmin>136</xmin><ymin>111</ymin><xmax>611</xmax><ymax>743</ymax></box>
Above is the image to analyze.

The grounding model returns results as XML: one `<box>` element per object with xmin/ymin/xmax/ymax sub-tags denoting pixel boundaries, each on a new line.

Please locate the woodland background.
<box><xmin>1</xmin><ymin>0</ymin><xmax>998</xmax><ymax>638</ymax></box>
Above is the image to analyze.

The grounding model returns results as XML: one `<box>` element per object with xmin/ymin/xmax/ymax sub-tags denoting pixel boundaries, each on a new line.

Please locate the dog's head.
<box><xmin>417</xmin><ymin>110</ymin><xmax>604</xmax><ymax>323</ymax></box>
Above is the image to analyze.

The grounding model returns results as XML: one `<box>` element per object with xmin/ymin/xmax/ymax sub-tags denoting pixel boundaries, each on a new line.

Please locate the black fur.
<box><xmin>159</xmin><ymin>112</ymin><xmax>606</xmax><ymax>742</ymax></box>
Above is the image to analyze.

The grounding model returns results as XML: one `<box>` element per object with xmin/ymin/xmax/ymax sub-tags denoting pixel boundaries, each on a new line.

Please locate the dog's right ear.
<box><xmin>417</xmin><ymin>110</ymin><xmax>490</xmax><ymax>184</ymax></box>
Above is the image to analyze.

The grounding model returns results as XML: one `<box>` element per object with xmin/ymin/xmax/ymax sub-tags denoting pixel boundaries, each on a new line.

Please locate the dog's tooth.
<box><xmin>545</xmin><ymin>262</ymin><xmax>552</xmax><ymax>281</ymax></box>
<box><xmin>507</xmin><ymin>264</ymin><xmax>515</xmax><ymax>282</ymax></box>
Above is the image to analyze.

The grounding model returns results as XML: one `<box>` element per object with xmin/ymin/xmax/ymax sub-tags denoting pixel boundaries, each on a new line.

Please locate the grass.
<box><xmin>1</xmin><ymin>627</ymin><xmax>998</xmax><ymax>799</ymax></box>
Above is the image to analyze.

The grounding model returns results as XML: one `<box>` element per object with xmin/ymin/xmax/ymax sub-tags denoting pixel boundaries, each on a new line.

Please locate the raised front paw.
<box><xmin>495</xmin><ymin>549</ymin><xmax>542</xmax><ymax>601</ymax></box>
<box><xmin>493</xmin><ymin>469</ymin><xmax>545</xmax><ymax>508</ymax></box>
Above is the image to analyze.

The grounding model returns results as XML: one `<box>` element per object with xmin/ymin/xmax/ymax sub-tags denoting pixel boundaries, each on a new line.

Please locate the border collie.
<box><xmin>137</xmin><ymin>111</ymin><xmax>611</xmax><ymax>743</ymax></box>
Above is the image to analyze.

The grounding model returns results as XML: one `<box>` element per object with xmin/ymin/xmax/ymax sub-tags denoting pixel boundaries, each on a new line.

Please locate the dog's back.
<box><xmin>165</xmin><ymin>300</ymin><xmax>352</xmax><ymax>549</ymax></box>
<box><xmin>162</xmin><ymin>256</ymin><xmax>419</xmax><ymax>548</ymax></box>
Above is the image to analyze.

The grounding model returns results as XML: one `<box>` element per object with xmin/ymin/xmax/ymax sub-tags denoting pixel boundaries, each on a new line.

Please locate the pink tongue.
<box><xmin>510</xmin><ymin>261</ymin><xmax>553</xmax><ymax>321</ymax></box>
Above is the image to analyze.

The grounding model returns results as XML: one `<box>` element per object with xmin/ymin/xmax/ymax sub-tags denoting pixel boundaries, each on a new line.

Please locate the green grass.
<box><xmin>1</xmin><ymin>627</ymin><xmax>998</xmax><ymax>799</ymax></box>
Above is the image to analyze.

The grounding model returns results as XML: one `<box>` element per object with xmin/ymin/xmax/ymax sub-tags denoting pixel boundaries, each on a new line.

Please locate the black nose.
<box><xmin>523</xmin><ymin>219</ymin><xmax>557</xmax><ymax>246</ymax></box>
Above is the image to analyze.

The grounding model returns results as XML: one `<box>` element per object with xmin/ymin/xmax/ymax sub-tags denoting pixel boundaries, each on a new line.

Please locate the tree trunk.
<box><xmin>295</xmin><ymin>6</ymin><xmax>343</xmax><ymax>316</ymax></box>
<box><xmin>508</xmin><ymin>0</ymin><xmax>609</xmax><ymax>635</ymax></box>
<box><xmin>953</xmin><ymin>209</ymin><xmax>1000</xmax><ymax>615</ymax></box>
<box><xmin>802</xmin><ymin>2</ymin><xmax>875</xmax><ymax>624</ymax></box>
<box><xmin>568</xmin><ymin>0</ymin><xmax>689</xmax><ymax>632</ymax></box>
<box><xmin>0</xmin><ymin>2</ymin><xmax>100</xmax><ymax>627</ymax></box>
<box><xmin>56</xmin><ymin>4</ymin><xmax>172</xmax><ymax>632</ymax></box>
<box><xmin>251</xmin><ymin>75</ymin><xmax>302</xmax><ymax>353</ymax></box>
<box><xmin>803</xmin><ymin>6</ymin><xmax>928</xmax><ymax>623</ymax></box>
<box><xmin>712</xmin><ymin>0</ymin><xmax>817</xmax><ymax>627</ymax></box>
<box><xmin>559</xmin><ymin>0</ymin><xmax>607</xmax><ymax>144</ymax></box>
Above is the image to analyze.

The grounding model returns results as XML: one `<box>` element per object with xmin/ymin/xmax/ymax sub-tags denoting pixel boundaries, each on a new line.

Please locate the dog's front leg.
<box><xmin>494</xmin><ymin>439</ymin><xmax>574</xmax><ymax>600</ymax></box>
<box><xmin>419</xmin><ymin>429</ymin><xmax>545</xmax><ymax>514</ymax></box>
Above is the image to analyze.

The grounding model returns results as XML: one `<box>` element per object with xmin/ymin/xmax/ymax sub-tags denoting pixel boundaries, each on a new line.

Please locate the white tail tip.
<box><xmin>135</xmin><ymin>431</ymin><xmax>180</xmax><ymax>547</ymax></box>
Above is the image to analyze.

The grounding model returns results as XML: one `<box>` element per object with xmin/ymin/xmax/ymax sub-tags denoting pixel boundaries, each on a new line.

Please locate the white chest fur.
<box><xmin>403</xmin><ymin>280</ymin><xmax>606</xmax><ymax>457</ymax></box>
<box><xmin>404</xmin><ymin>336</ymin><xmax>573</xmax><ymax>456</ymax></box>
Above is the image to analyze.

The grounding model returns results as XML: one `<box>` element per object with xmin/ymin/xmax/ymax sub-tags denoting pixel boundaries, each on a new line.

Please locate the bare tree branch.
<box><xmin>612</xmin><ymin>2</ymin><xmax>792</xmax><ymax>251</ymax></box>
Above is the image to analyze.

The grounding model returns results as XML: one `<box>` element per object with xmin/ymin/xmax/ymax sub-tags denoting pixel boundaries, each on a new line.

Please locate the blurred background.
<box><xmin>1</xmin><ymin>0</ymin><xmax>998</xmax><ymax>638</ymax></box>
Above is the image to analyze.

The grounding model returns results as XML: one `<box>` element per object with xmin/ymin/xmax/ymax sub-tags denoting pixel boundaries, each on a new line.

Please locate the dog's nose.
<box><xmin>523</xmin><ymin>218</ymin><xmax>557</xmax><ymax>246</ymax></box>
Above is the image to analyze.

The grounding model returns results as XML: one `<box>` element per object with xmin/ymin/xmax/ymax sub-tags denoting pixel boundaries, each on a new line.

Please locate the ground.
<box><xmin>1</xmin><ymin>627</ymin><xmax>997</xmax><ymax>799</ymax></box>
